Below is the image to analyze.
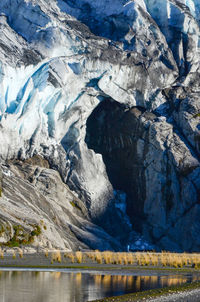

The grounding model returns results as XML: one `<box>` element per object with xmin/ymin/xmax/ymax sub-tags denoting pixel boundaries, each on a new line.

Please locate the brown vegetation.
<box><xmin>55</xmin><ymin>251</ymin><xmax>200</xmax><ymax>268</ymax></box>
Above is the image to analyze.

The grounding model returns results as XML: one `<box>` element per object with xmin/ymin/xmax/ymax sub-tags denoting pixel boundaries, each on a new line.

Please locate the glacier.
<box><xmin>0</xmin><ymin>0</ymin><xmax>199</xmax><ymax>251</ymax></box>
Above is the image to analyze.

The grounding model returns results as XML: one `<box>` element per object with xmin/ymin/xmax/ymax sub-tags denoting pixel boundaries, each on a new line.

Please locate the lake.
<box><xmin>0</xmin><ymin>269</ymin><xmax>199</xmax><ymax>302</ymax></box>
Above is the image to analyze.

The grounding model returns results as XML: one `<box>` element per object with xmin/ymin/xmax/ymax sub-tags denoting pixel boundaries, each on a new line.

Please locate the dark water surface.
<box><xmin>0</xmin><ymin>269</ymin><xmax>200</xmax><ymax>302</ymax></box>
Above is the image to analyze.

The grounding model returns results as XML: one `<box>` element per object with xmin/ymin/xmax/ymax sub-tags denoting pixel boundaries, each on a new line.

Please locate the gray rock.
<box><xmin>0</xmin><ymin>160</ymin><xmax>121</xmax><ymax>250</ymax></box>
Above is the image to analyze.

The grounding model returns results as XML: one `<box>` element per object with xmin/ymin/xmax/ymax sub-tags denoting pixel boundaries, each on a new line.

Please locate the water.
<box><xmin>0</xmin><ymin>269</ymin><xmax>199</xmax><ymax>302</ymax></box>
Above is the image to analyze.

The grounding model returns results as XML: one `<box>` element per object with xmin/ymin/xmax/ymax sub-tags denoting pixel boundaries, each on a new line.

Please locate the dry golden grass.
<box><xmin>85</xmin><ymin>251</ymin><xmax>135</xmax><ymax>265</ymax></box>
<box><xmin>160</xmin><ymin>252</ymin><xmax>168</xmax><ymax>267</ymax></box>
<box><xmin>45</xmin><ymin>249</ymin><xmax>200</xmax><ymax>269</ymax></box>
<box><xmin>67</xmin><ymin>252</ymin><xmax>75</xmax><ymax>263</ymax></box>
<box><xmin>86</xmin><ymin>252</ymin><xmax>95</xmax><ymax>261</ymax></box>
<box><xmin>95</xmin><ymin>251</ymin><xmax>103</xmax><ymax>264</ymax></box>
<box><xmin>122</xmin><ymin>252</ymin><xmax>128</xmax><ymax>265</ymax></box>
<box><xmin>102</xmin><ymin>251</ymin><xmax>200</xmax><ymax>268</ymax></box>
<box><xmin>112</xmin><ymin>252</ymin><xmax>118</xmax><ymax>264</ymax></box>
<box><xmin>75</xmin><ymin>251</ymin><xmax>83</xmax><ymax>263</ymax></box>
<box><xmin>127</xmin><ymin>252</ymin><xmax>134</xmax><ymax>265</ymax></box>
<box><xmin>102</xmin><ymin>251</ymin><xmax>113</xmax><ymax>264</ymax></box>
<box><xmin>135</xmin><ymin>252</ymin><xmax>143</xmax><ymax>266</ymax></box>
<box><xmin>0</xmin><ymin>249</ymin><xmax>4</xmax><ymax>259</ymax></box>
<box><xmin>18</xmin><ymin>248</ymin><xmax>23</xmax><ymax>259</ymax></box>
<box><xmin>143</xmin><ymin>253</ymin><xmax>151</xmax><ymax>266</ymax></box>
<box><xmin>135</xmin><ymin>253</ymin><xmax>149</xmax><ymax>266</ymax></box>
<box><xmin>51</xmin><ymin>250</ymin><xmax>62</xmax><ymax>263</ymax></box>
<box><xmin>114</xmin><ymin>252</ymin><xmax>123</xmax><ymax>265</ymax></box>
<box><xmin>150</xmin><ymin>253</ymin><xmax>158</xmax><ymax>266</ymax></box>
<box><xmin>192</xmin><ymin>255</ymin><xmax>200</xmax><ymax>269</ymax></box>
<box><xmin>158</xmin><ymin>252</ymin><xmax>200</xmax><ymax>268</ymax></box>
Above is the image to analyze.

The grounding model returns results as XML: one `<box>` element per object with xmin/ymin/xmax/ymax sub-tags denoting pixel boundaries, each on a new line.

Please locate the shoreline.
<box><xmin>89</xmin><ymin>281</ymin><xmax>200</xmax><ymax>302</ymax></box>
<box><xmin>1</xmin><ymin>251</ymin><xmax>200</xmax><ymax>273</ymax></box>
<box><xmin>0</xmin><ymin>264</ymin><xmax>199</xmax><ymax>275</ymax></box>
<box><xmin>1</xmin><ymin>252</ymin><xmax>200</xmax><ymax>302</ymax></box>
<box><xmin>0</xmin><ymin>262</ymin><xmax>200</xmax><ymax>274</ymax></box>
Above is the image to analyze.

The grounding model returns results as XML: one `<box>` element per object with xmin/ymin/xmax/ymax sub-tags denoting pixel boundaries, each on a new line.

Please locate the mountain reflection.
<box><xmin>0</xmin><ymin>271</ymin><xmax>199</xmax><ymax>302</ymax></box>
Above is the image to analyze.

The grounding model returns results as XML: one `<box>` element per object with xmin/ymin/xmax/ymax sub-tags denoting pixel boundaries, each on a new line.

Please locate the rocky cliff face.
<box><xmin>0</xmin><ymin>0</ymin><xmax>199</xmax><ymax>251</ymax></box>
<box><xmin>0</xmin><ymin>158</ymin><xmax>121</xmax><ymax>250</ymax></box>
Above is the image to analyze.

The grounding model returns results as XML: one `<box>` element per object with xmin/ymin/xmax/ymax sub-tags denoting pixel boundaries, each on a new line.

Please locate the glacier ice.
<box><xmin>0</xmin><ymin>0</ymin><xmax>199</xmax><ymax>251</ymax></box>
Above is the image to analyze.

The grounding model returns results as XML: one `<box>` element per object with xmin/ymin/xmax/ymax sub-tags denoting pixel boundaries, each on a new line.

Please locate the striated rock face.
<box><xmin>0</xmin><ymin>0</ymin><xmax>199</xmax><ymax>251</ymax></box>
<box><xmin>0</xmin><ymin>159</ymin><xmax>121</xmax><ymax>250</ymax></box>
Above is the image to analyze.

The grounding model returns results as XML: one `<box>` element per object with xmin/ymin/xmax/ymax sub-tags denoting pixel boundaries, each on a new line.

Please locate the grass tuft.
<box><xmin>75</xmin><ymin>251</ymin><xmax>83</xmax><ymax>263</ymax></box>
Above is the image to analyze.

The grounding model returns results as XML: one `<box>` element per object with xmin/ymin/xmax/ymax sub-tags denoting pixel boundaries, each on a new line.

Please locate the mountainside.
<box><xmin>0</xmin><ymin>0</ymin><xmax>200</xmax><ymax>251</ymax></box>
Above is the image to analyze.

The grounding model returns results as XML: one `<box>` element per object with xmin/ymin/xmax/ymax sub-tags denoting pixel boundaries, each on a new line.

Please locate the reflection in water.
<box><xmin>0</xmin><ymin>270</ymin><xmax>199</xmax><ymax>302</ymax></box>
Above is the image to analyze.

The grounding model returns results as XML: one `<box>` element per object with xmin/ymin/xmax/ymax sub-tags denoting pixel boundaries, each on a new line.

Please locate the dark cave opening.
<box><xmin>85</xmin><ymin>98</ymin><xmax>148</xmax><ymax>233</ymax></box>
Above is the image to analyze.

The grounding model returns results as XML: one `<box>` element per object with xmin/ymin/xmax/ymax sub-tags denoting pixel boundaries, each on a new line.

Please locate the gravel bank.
<box><xmin>148</xmin><ymin>289</ymin><xmax>200</xmax><ymax>302</ymax></box>
<box><xmin>91</xmin><ymin>281</ymin><xmax>200</xmax><ymax>302</ymax></box>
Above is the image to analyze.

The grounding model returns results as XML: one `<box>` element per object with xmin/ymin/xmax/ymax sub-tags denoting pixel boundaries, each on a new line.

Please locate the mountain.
<box><xmin>0</xmin><ymin>0</ymin><xmax>199</xmax><ymax>251</ymax></box>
